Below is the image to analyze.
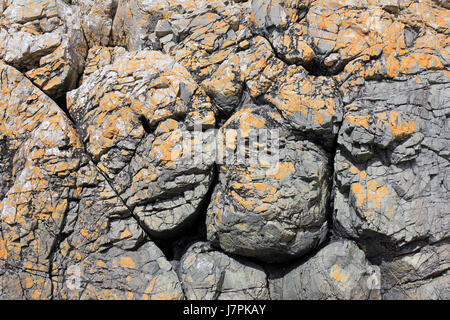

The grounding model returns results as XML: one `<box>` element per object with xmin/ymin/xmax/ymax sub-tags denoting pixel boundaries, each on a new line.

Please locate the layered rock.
<box><xmin>334</xmin><ymin>71</ymin><xmax>449</xmax><ymax>254</ymax></box>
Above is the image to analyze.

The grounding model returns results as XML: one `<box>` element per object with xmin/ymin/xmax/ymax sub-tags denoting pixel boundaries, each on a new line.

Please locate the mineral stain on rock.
<box><xmin>0</xmin><ymin>0</ymin><xmax>449</xmax><ymax>300</ymax></box>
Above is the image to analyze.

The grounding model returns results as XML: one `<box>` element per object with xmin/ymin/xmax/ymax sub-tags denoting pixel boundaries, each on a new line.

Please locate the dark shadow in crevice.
<box><xmin>301</xmin><ymin>57</ymin><xmax>334</xmax><ymax>76</ymax></box>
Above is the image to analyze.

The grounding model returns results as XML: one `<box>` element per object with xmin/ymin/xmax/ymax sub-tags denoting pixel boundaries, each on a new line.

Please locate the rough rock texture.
<box><xmin>0</xmin><ymin>0</ymin><xmax>449</xmax><ymax>300</ymax></box>
<box><xmin>67</xmin><ymin>48</ymin><xmax>216</xmax><ymax>237</ymax></box>
<box><xmin>0</xmin><ymin>0</ymin><xmax>87</xmax><ymax>99</ymax></box>
<box><xmin>179</xmin><ymin>242</ymin><xmax>269</xmax><ymax>300</ymax></box>
<box><xmin>269</xmin><ymin>240</ymin><xmax>381</xmax><ymax>300</ymax></box>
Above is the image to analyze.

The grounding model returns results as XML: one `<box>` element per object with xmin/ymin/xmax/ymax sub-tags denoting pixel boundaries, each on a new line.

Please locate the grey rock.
<box><xmin>269</xmin><ymin>240</ymin><xmax>381</xmax><ymax>300</ymax></box>
<box><xmin>67</xmin><ymin>48</ymin><xmax>216</xmax><ymax>237</ymax></box>
<box><xmin>381</xmin><ymin>242</ymin><xmax>450</xmax><ymax>299</ymax></box>
<box><xmin>334</xmin><ymin>73</ymin><xmax>450</xmax><ymax>256</ymax></box>
<box><xmin>155</xmin><ymin>19</ymin><xmax>173</xmax><ymax>38</ymax></box>
<box><xmin>207</xmin><ymin>104</ymin><xmax>330</xmax><ymax>263</ymax></box>
<box><xmin>0</xmin><ymin>0</ymin><xmax>87</xmax><ymax>98</ymax></box>
<box><xmin>179</xmin><ymin>242</ymin><xmax>269</xmax><ymax>300</ymax></box>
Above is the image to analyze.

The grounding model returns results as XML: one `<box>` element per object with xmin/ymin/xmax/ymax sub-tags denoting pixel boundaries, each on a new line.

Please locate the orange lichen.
<box><xmin>347</xmin><ymin>115</ymin><xmax>370</xmax><ymax>129</ymax></box>
<box><xmin>120</xmin><ymin>257</ymin><xmax>135</xmax><ymax>269</ymax></box>
<box><xmin>351</xmin><ymin>183</ymin><xmax>366</xmax><ymax>207</ymax></box>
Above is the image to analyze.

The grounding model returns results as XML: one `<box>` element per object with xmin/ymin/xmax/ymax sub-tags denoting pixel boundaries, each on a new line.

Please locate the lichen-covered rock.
<box><xmin>201</xmin><ymin>35</ymin><xmax>344</xmax><ymax>143</ymax></box>
<box><xmin>207</xmin><ymin>104</ymin><xmax>330</xmax><ymax>263</ymax></box>
<box><xmin>264</xmin><ymin>65</ymin><xmax>344</xmax><ymax>146</ymax></box>
<box><xmin>269</xmin><ymin>240</ymin><xmax>381</xmax><ymax>300</ymax></box>
<box><xmin>0</xmin><ymin>60</ymin><xmax>183</xmax><ymax>300</ymax></box>
<box><xmin>163</xmin><ymin>1</ymin><xmax>247</xmax><ymax>82</ymax></box>
<box><xmin>304</xmin><ymin>0</ymin><xmax>449</xmax><ymax>75</ymax></box>
<box><xmin>0</xmin><ymin>0</ymin><xmax>87</xmax><ymax>98</ymax></box>
<box><xmin>67</xmin><ymin>48</ymin><xmax>216</xmax><ymax>237</ymax></box>
<box><xmin>112</xmin><ymin>0</ymin><xmax>235</xmax><ymax>51</ymax></box>
<box><xmin>380</xmin><ymin>242</ymin><xmax>450</xmax><ymax>300</ymax></box>
<box><xmin>0</xmin><ymin>60</ymin><xmax>85</xmax><ymax>299</ymax></box>
<box><xmin>333</xmin><ymin>72</ymin><xmax>450</xmax><ymax>255</ymax></box>
<box><xmin>179</xmin><ymin>242</ymin><xmax>269</xmax><ymax>300</ymax></box>
<box><xmin>201</xmin><ymin>36</ymin><xmax>283</xmax><ymax>115</ymax></box>
<box><xmin>72</xmin><ymin>0</ymin><xmax>118</xmax><ymax>47</ymax></box>
<box><xmin>0</xmin><ymin>0</ymin><xmax>448</xmax><ymax>301</ymax></box>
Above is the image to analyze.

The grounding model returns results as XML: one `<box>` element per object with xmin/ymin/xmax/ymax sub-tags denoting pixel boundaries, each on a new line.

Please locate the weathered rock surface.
<box><xmin>0</xmin><ymin>60</ymin><xmax>183</xmax><ymax>300</ymax></box>
<box><xmin>334</xmin><ymin>72</ymin><xmax>450</xmax><ymax>255</ymax></box>
<box><xmin>179</xmin><ymin>242</ymin><xmax>269</xmax><ymax>300</ymax></box>
<box><xmin>207</xmin><ymin>104</ymin><xmax>330</xmax><ymax>263</ymax></box>
<box><xmin>0</xmin><ymin>0</ymin><xmax>87</xmax><ymax>98</ymax></box>
<box><xmin>0</xmin><ymin>0</ymin><xmax>449</xmax><ymax>300</ymax></box>
<box><xmin>380</xmin><ymin>242</ymin><xmax>450</xmax><ymax>299</ymax></box>
<box><xmin>67</xmin><ymin>48</ymin><xmax>216</xmax><ymax>237</ymax></box>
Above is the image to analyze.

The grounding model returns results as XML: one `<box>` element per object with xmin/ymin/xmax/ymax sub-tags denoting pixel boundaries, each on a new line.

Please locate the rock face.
<box><xmin>67</xmin><ymin>48</ymin><xmax>216</xmax><ymax>237</ymax></box>
<box><xmin>0</xmin><ymin>0</ymin><xmax>449</xmax><ymax>300</ymax></box>
<box><xmin>206</xmin><ymin>104</ymin><xmax>330</xmax><ymax>263</ymax></box>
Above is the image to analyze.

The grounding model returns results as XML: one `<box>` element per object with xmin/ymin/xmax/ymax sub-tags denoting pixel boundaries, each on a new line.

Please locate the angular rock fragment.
<box><xmin>207</xmin><ymin>104</ymin><xmax>330</xmax><ymax>262</ymax></box>
<box><xmin>179</xmin><ymin>242</ymin><xmax>269</xmax><ymax>300</ymax></box>
<box><xmin>269</xmin><ymin>240</ymin><xmax>381</xmax><ymax>300</ymax></box>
